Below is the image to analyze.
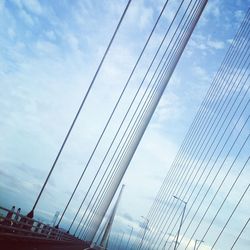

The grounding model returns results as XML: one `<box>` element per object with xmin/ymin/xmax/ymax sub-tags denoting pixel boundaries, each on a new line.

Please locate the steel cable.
<box><xmin>142</xmin><ymin>10</ymin><xmax>250</xmax><ymax>246</ymax></box>
<box><xmin>145</xmin><ymin>19</ymin><xmax>250</xmax><ymax>248</ymax></box>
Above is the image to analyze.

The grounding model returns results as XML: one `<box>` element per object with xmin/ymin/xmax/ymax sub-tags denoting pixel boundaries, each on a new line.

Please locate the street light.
<box><xmin>173</xmin><ymin>196</ymin><xmax>187</xmax><ymax>250</ymax></box>
<box><xmin>194</xmin><ymin>239</ymin><xmax>204</xmax><ymax>250</ymax></box>
<box><xmin>163</xmin><ymin>233</ymin><xmax>174</xmax><ymax>249</ymax></box>
<box><xmin>138</xmin><ymin>216</ymin><xmax>149</xmax><ymax>249</ymax></box>
<box><xmin>126</xmin><ymin>225</ymin><xmax>133</xmax><ymax>250</ymax></box>
<box><xmin>118</xmin><ymin>232</ymin><xmax>125</xmax><ymax>250</ymax></box>
<box><xmin>113</xmin><ymin>234</ymin><xmax>120</xmax><ymax>249</ymax></box>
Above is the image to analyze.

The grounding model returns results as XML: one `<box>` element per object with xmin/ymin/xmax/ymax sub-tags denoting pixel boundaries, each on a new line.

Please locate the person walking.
<box><xmin>6</xmin><ymin>206</ymin><xmax>15</xmax><ymax>221</ymax></box>
<box><xmin>14</xmin><ymin>208</ymin><xmax>21</xmax><ymax>222</ymax></box>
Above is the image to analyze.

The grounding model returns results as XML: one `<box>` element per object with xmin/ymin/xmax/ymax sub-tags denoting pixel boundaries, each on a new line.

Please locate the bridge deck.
<box><xmin>0</xmin><ymin>233</ymin><xmax>90</xmax><ymax>250</ymax></box>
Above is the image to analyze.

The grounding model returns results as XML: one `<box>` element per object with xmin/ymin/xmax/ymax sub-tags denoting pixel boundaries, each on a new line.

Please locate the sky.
<box><xmin>0</xmin><ymin>0</ymin><xmax>249</xmax><ymax>249</ymax></box>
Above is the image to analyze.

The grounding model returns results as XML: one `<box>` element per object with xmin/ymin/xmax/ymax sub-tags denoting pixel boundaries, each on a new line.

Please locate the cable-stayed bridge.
<box><xmin>134</xmin><ymin>8</ymin><xmax>250</xmax><ymax>250</ymax></box>
<box><xmin>0</xmin><ymin>0</ymin><xmax>249</xmax><ymax>249</ymax></box>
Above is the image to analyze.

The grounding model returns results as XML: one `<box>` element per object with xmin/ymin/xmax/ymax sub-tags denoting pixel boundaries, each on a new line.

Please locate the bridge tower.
<box><xmin>93</xmin><ymin>184</ymin><xmax>125</xmax><ymax>249</ymax></box>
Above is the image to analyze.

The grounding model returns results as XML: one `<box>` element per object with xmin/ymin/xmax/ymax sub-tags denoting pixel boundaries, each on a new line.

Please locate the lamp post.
<box><xmin>163</xmin><ymin>233</ymin><xmax>174</xmax><ymax>249</ymax></box>
<box><xmin>194</xmin><ymin>239</ymin><xmax>204</xmax><ymax>250</ymax></box>
<box><xmin>126</xmin><ymin>225</ymin><xmax>133</xmax><ymax>250</ymax></box>
<box><xmin>138</xmin><ymin>216</ymin><xmax>149</xmax><ymax>249</ymax></box>
<box><xmin>113</xmin><ymin>234</ymin><xmax>120</xmax><ymax>249</ymax></box>
<box><xmin>173</xmin><ymin>196</ymin><xmax>187</xmax><ymax>250</ymax></box>
<box><xmin>118</xmin><ymin>232</ymin><xmax>125</xmax><ymax>250</ymax></box>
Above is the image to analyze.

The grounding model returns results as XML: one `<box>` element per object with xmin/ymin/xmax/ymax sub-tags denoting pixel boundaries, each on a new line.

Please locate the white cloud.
<box><xmin>126</xmin><ymin>0</ymin><xmax>154</xmax><ymax>30</ymax></box>
<box><xmin>140</xmin><ymin>7</ymin><xmax>154</xmax><ymax>29</ymax></box>
<box><xmin>234</xmin><ymin>10</ymin><xmax>244</xmax><ymax>22</ymax></box>
<box><xmin>36</xmin><ymin>40</ymin><xmax>58</xmax><ymax>54</ymax></box>
<box><xmin>204</xmin><ymin>0</ymin><xmax>221</xmax><ymax>18</ymax></box>
<box><xmin>161</xmin><ymin>0</ymin><xmax>185</xmax><ymax>25</ymax></box>
<box><xmin>19</xmin><ymin>8</ymin><xmax>34</xmax><ymax>25</ymax></box>
<box><xmin>192</xmin><ymin>65</ymin><xmax>211</xmax><ymax>82</ymax></box>
<box><xmin>189</xmin><ymin>34</ymin><xmax>225</xmax><ymax>52</ymax></box>
<box><xmin>154</xmin><ymin>92</ymin><xmax>182</xmax><ymax>123</ymax></box>
<box><xmin>45</xmin><ymin>30</ymin><xmax>56</xmax><ymax>41</ymax></box>
<box><xmin>7</xmin><ymin>27</ymin><xmax>16</xmax><ymax>39</ymax></box>
<box><xmin>207</xmin><ymin>38</ymin><xmax>225</xmax><ymax>50</ymax></box>
<box><xmin>0</xmin><ymin>0</ymin><xmax>5</xmax><ymax>12</ymax></box>
<box><xmin>22</xmin><ymin>0</ymin><xmax>43</xmax><ymax>15</ymax></box>
<box><xmin>65</xmin><ymin>33</ymin><xmax>80</xmax><ymax>52</ymax></box>
<box><xmin>227</xmin><ymin>38</ymin><xmax>233</xmax><ymax>44</ymax></box>
<box><xmin>11</xmin><ymin>0</ymin><xmax>43</xmax><ymax>15</ymax></box>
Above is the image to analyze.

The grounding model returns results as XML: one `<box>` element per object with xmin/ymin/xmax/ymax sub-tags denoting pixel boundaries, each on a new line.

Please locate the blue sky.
<box><xmin>0</xmin><ymin>0</ymin><xmax>249</xmax><ymax>249</ymax></box>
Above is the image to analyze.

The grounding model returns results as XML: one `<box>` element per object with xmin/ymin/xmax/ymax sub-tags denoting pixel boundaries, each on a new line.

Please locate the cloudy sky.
<box><xmin>0</xmin><ymin>0</ymin><xmax>249</xmax><ymax>249</ymax></box>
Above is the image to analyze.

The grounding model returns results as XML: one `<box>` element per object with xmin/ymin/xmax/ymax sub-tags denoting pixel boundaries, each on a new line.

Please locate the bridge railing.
<box><xmin>0</xmin><ymin>206</ymin><xmax>80</xmax><ymax>242</ymax></box>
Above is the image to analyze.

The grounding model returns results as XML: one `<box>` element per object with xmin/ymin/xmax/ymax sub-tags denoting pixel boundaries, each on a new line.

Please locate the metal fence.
<box><xmin>0</xmin><ymin>206</ymin><xmax>81</xmax><ymax>242</ymax></box>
